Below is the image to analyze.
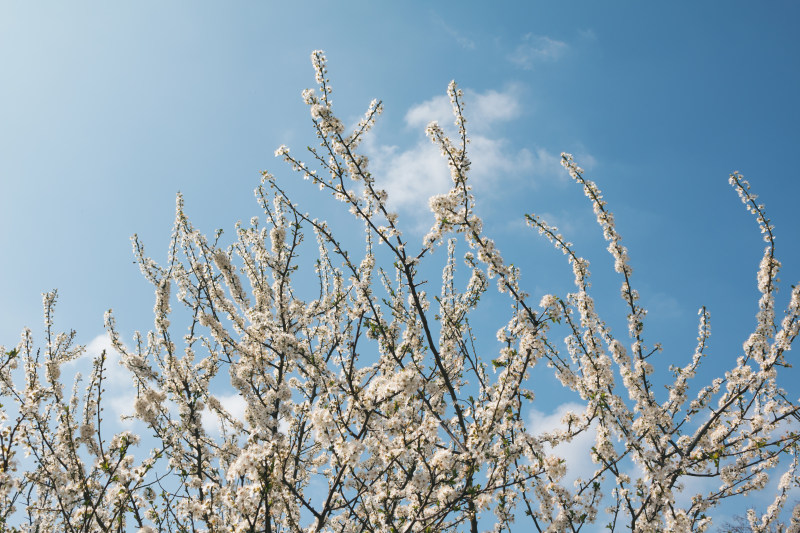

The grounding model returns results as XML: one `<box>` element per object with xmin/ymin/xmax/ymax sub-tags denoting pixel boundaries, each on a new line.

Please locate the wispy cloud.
<box><xmin>578</xmin><ymin>28</ymin><xmax>597</xmax><ymax>42</ymax></box>
<box><xmin>433</xmin><ymin>14</ymin><xmax>476</xmax><ymax>50</ymax></box>
<box><xmin>535</xmin><ymin>210</ymin><xmax>581</xmax><ymax>237</ymax></box>
<box><xmin>509</xmin><ymin>33</ymin><xmax>568</xmax><ymax>70</ymax></box>
<box><xmin>643</xmin><ymin>291</ymin><xmax>682</xmax><ymax>320</ymax></box>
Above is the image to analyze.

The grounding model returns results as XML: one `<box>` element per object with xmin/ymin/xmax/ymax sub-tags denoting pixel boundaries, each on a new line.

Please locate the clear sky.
<box><xmin>2</xmin><ymin>1</ymin><xmax>800</xmax><ymax>528</ymax></box>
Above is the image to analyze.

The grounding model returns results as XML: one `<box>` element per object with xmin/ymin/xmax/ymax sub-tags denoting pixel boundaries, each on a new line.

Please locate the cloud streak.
<box><xmin>509</xmin><ymin>33</ymin><xmax>568</xmax><ymax>70</ymax></box>
<box><xmin>438</xmin><ymin>20</ymin><xmax>476</xmax><ymax>50</ymax></box>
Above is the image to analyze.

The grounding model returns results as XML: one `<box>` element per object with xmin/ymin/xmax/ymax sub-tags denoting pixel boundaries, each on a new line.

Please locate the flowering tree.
<box><xmin>2</xmin><ymin>50</ymin><xmax>800</xmax><ymax>533</ymax></box>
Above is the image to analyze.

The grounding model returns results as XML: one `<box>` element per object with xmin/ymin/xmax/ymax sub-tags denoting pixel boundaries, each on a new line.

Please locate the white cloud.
<box><xmin>202</xmin><ymin>392</ymin><xmax>247</xmax><ymax>436</ymax></box>
<box><xmin>470</xmin><ymin>138</ymin><xmax>561</xmax><ymax>185</ymax></box>
<box><xmin>404</xmin><ymin>94</ymin><xmax>453</xmax><ymax>130</ymax></box>
<box><xmin>470</xmin><ymin>88</ymin><xmax>521</xmax><ymax>126</ymax></box>
<box><xmin>367</xmin><ymin>135</ymin><xmax>561</xmax><ymax>217</ymax></box>
<box><xmin>63</xmin><ymin>334</ymin><xmax>138</xmax><ymax>427</ymax></box>
<box><xmin>365</xmin><ymin>86</ymin><xmax>564</xmax><ymax>221</ymax></box>
<box><xmin>404</xmin><ymin>86</ymin><xmax>521</xmax><ymax>133</ymax></box>
<box><xmin>528</xmin><ymin>401</ymin><xmax>599</xmax><ymax>485</ymax></box>
<box><xmin>510</xmin><ymin>34</ymin><xmax>568</xmax><ymax>70</ymax></box>
<box><xmin>367</xmin><ymin>140</ymin><xmax>451</xmax><ymax>217</ymax></box>
<box><xmin>87</xmin><ymin>336</ymin><xmax>139</xmax><ymax>426</ymax></box>
<box><xmin>573</xmin><ymin>150</ymin><xmax>596</xmax><ymax>171</ymax></box>
<box><xmin>202</xmin><ymin>392</ymin><xmax>293</xmax><ymax>437</ymax></box>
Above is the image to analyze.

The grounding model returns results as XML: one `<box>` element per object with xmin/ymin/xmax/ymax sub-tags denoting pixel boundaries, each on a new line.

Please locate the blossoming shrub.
<box><xmin>1</xmin><ymin>50</ymin><xmax>799</xmax><ymax>532</ymax></box>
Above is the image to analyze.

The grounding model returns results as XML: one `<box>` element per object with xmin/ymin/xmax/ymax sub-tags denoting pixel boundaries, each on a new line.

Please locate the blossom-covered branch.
<box><xmin>1</xmin><ymin>50</ymin><xmax>799</xmax><ymax>533</ymax></box>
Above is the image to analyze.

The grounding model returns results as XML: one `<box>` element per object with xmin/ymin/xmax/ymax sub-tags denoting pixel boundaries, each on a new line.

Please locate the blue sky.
<box><xmin>2</xmin><ymin>1</ymin><xmax>800</xmax><ymax>527</ymax></box>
